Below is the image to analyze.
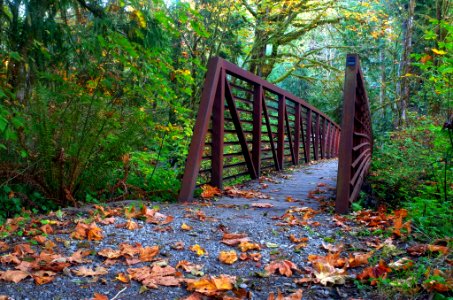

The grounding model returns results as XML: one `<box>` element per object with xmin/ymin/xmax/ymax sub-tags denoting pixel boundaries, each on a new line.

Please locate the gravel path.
<box><xmin>0</xmin><ymin>159</ymin><xmax>371</xmax><ymax>300</ymax></box>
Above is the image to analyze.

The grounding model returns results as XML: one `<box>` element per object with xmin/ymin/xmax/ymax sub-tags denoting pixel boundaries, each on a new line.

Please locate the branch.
<box><xmin>240</xmin><ymin>0</ymin><xmax>257</xmax><ymax>18</ymax></box>
<box><xmin>75</xmin><ymin>0</ymin><xmax>105</xmax><ymax>18</ymax></box>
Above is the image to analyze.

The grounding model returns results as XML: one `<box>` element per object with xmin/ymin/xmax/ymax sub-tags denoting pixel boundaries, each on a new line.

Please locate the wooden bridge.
<box><xmin>178</xmin><ymin>54</ymin><xmax>372</xmax><ymax>214</ymax></box>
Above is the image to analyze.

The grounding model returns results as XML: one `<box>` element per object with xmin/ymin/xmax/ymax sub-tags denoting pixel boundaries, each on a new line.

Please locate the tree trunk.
<box><xmin>396</xmin><ymin>0</ymin><xmax>416</xmax><ymax>128</ymax></box>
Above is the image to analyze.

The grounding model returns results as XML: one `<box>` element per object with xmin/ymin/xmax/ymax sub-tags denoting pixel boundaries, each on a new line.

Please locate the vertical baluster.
<box><xmin>277</xmin><ymin>95</ymin><xmax>285</xmax><ymax>168</ymax></box>
<box><xmin>314</xmin><ymin>113</ymin><xmax>320</xmax><ymax>160</ymax></box>
<box><xmin>252</xmin><ymin>84</ymin><xmax>263</xmax><ymax>177</ymax></box>
<box><xmin>305</xmin><ymin>109</ymin><xmax>312</xmax><ymax>162</ymax></box>
<box><xmin>211</xmin><ymin>68</ymin><xmax>226</xmax><ymax>187</ymax></box>
<box><xmin>294</xmin><ymin>103</ymin><xmax>301</xmax><ymax>164</ymax></box>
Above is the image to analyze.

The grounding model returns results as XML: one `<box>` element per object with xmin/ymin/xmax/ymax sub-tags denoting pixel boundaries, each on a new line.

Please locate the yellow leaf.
<box><xmin>190</xmin><ymin>244</ymin><xmax>207</xmax><ymax>256</ymax></box>
<box><xmin>218</xmin><ymin>250</ymin><xmax>238</xmax><ymax>265</ymax></box>
<box><xmin>181</xmin><ymin>223</ymin><xmax>193</xmax><ymax>231</ymax></box>
<box><xmin>432</xmin><ymin>48</ymin><xmax>447</xmax><ymax>55</ymax></box>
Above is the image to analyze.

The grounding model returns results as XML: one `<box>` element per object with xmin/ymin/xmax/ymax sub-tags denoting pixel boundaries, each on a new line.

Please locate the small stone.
<box><xmin>239</xmin><ymin>283</ymin><xmax>247</xmax><ymax>289</ymax></box>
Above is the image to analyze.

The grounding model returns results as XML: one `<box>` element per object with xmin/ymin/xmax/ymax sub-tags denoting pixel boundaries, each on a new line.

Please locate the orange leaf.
<box><xmin>221</xmin><ymin>233</ymin><xmax>249</xmax><ymax>246</ymax></box>
<box><xmin>181</xmin><ymin>223</ymin><xmax>193</xmax><ymax>231</ymax></box>
<box><xmin>0</xmin><ymin>270</ymin><xmax>30</xmax><ymax>283</ymax></box>
<box><xmin>218</xmin><ymin>250</ymin><xmax>238</xmax><ymax>265</ymax></box>
<box><xmin>139</xmin><ymin>246</ymin><xmax>159</xmax><ymax>262</ymax></box>
<box><xmin>201</xmin><ymin>185</ymin><xmax>222</xmax><ymax>199</ymax></box>
<box><xmin>92</xmin><ymin>293</ymin><xmax>109</xmax><ymax>300</ymax></box>
<box><xmin>190</xmin><ymin>244</ymin><xmax>207</xmax><ymax>256</ymax></box>
<box><xmin>116</xmin><ymin>272</ymin><xmax>130</xmax><ymax>283</ymax></box>
<box><xmin>72</xmin><ymin>266</ymin><xmax>108</xmax><ymax>277</ymax></box>
<box><xmin>32</xmin><ymin>270</ymin><xmax>56</xmax><ymax>285</ymax></box>
<box><xmin>357</xmin><ymin>260</ymin><xmax>391</xmax><ymax>285</ymax></box>
<box><xmin>267</xmin><ymin>289</ymin><xmax>303</xmax><ymax>300</ymax></box>
<box><xmin>251</xmin><ymin>202</ymin><xmax>274</xmax><ymax>208</ymax></box>
<box><xmin>186</xmin><ymin>275</ymin><xmax>235</xmax><ymax>296</ymax></box>
<box><xmin>238</xmin><ymin>241</ymin><xmax>261</xmax><ymax>252</ymax></box>
<box><xmin>265</xmin><ymin>260</ymin><xmax>299</xmax><ymax>277</ymax></box>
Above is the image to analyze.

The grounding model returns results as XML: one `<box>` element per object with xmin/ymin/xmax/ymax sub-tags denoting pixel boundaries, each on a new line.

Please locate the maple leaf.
<box><xmin>72</xmin><ymin>266</ymin><xmax>108</xmax><ymax>277</ymax></box>
<box><xmin>98</xmin><ymin>248</ymin><xmax>122</xmax><ymax>259</ymax></box>
<box><xmin>139</xmin><ymin>246</ymin><xmax>159</xmax><ymax>262</ymax></box>
<box><xmin>186</xmin><ymin>275</ymin><xmax>236</xmax><ymax>296</ymax></box>
<box><xmin>0</xmin><ymin>254</ymin><xmax>21</xmax><ymax>265</ymax></box>
<box><xmin>171</xmin><ymin>241</ymin><xmax>185</xmax><ymax>250</ymax></box>
<box><xmin>357</xmin><ymin>260</ymin><xmax>391</xmax><ymax>285</ymax></box>
<box><xmin>347</xmin><ymin>252</ymin><xmax>372</xmax><ymax>268</ymax></box>
<box><xmin>265</xmin><ymin>260</ymin><xmax>299</xmax><ymax>277</ymax></box>
<box><xmin>251</xmin><ymin>202</ymin><xmax>274</xmax><ymax>208</ymax></box>
<box><xmin>33</xmin><ymin>235</ymin><xmax>47</xmax><ymax>244</ymax></box>
<box><xmin>201</xmin><ymin>185</ymin><xmax>222</xmax><ymax>199</ymax></box>
<box><xmin>224</xmin><ymin>186</ymin><xmax>270</xmax><ymax>199</ymax></box>
<box><xmin>32</xmin><ymin>270</ymin><xmax>56</xmax><ymax>285</ymax></box>
<box><xmin>422</xmin><ymin>269</ymin><xmax>453</xmax><ymax>292</ymax></box>
<box><xmin>267</xmin><ymin>289</ymin><xmax>303</xmax><ymax>300</ymax></box>
<box><xmin>0</xmin><ymin>270</ymin><xmax>30</xmax><ymax>283</ymax></box>
<box><xmin>68</xmin><ymin>249</ymin><xmax>92</xmax><ymax>264</ymax></box>
<box><xmin>181</xmin><ymin>223</ymin><xmax>193</xmax><ymax>231</ymax></box>
<box><xmin>218</xmin><ymin>250</ymin><xmax>238</xmax><ymax>265</ymax></box>
<box><xmin>190</xmin><ymin>244</ymin><xmax>207</xmax><ymax>256</ymax></box>
<box><xmin>407</xmin><ymin>244</ymin><xmax>449</xmax><ymax>256</ymax></box>
<box><xmin>71</xmin><ymin>222</ymin><xmax>103</xmax><ymax>241</ymax></box>
<box><xmin>238</xmin><ymin>241</ymin><xmax>261</xmax><ymax>252</ymax></box>
<box><xmin>221</xmin><ymin>233</ymin><xmax>249</xmax><ymax>246</ymax></box>
<box><xmin>176</xmin><ymin>260</ymin><xmax>204</xmax><ymax>276</ymax></box>
<box><xmin>321</xmin><ymin>242</ymin><xmax>344</xmax><ymax>253</ymax></box>
<box><xmin>119</xmin><ymin>243</ymin><xmax>141</xmax><ymax>257</ymax></box>
<box><xmin>116</xmin><ymin>220</ymin><xmax>140</xmax><ymax>230</ymax></box>
<box><xmin>13</xmin><ymin>243</ymin><xmax>35</xmax><ymax>258</ymax></box>
<box><xmin>389</xmin><ymin>257</ymin><xmax>414</xmax><ymax>271</ymax></box>
<box><xmin>92</xmin><ymin>293</ymin><xmax>109</xmax><ymax>300</ymax></box>
<box><xmin>115</xmin><ymin>272</ymin><xmax>130</xmax><ymax>283</ymax></box>
<box><xmin>0</xmin><ymin>241</ymin><xmax>9</xmax><ymax>252</ymax></box>
<box><xmin>40</xmin><ymin>224</ymin><xmax>54</xmax><ymax>235</ymax></box>
<box><xmin>128</xmin><ymin>265</ymin><xmax>181</xmax><ymax>288</ymax></box>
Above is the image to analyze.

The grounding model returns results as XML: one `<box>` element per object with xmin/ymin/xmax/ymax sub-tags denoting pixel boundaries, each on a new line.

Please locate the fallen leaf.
<box><xmin>265</xmin><ymin>260</ymin><xmax>299</xmax><ymax>277</ymax></box>
<box><xmin>238</xmin><ymin>241</ymin><xmax>261</xmax><ymax>252</ymax></box>
<box><xmin>128</xmin><ymin>265</ymin><xmax>181</xmax><ymax>288</ymax></box>
<box><xmin>139</xmin><ymin>246</ymin><xmax>159</xmax><ymax>262</ymax></box>
<box><xmin>190</xmin><ymin>244</ymin><xmax>207</xmax><ymax>256</ymax></box>
<box><xmin>32</xmin><ymin>270</ymin><xmax>56</xmax><ymax>285</ymax></box>
<box><xmin>176</xmin><ymin>260</ymin><xmax>203</xmax><ymax>276</ymax></box>
<box><xmin>357</xmin><ymin>260</ymin><xmax>391</xmax><ymax>285</ymax></box>
<box><xmin>181</xmin><ymin>223</ymin><xmax>193</xmax><ymax>231</ymax></box>
<box><xmin>321</xmin><ymin>243</ymin><xmax>344</xmax><ymax>253</ymax></box>
<box><xmin>98</xmin><ymin>248</ymin><xmax>122</xmax><ymax>259</ymax></box>
<box><xmin>72</xmin><ymin>266</ymin><xmax>108</xmax><ymax>277</ymax></box>
<box><xmin>407</xmin><ymin>244</ymin><xmax>449</xmax><ymax>256</ymax></box>
<box><xmin>171</xmin><ymin>241</ymin><xmax>185</xmax><ymax>250</ymax></box>
<box><xmin>218</xmin><ymin>250</ymin><xmax>238</xmax><ymax>265</ymax></box>
<box><xmin>116</xmin><ymin>272</ymin><xmax>130</xmax><ymax>283</ymax></box>
<box><xmin>0</xmin><ymin>270</ymin><xmax>30</xmax><ymax>283</ymax></box>
<box><xmin>201</xmin><ymin>185</ymin><xmax>222</xmax><ymax>199</ymax></box>
<box><xmin>251</xmin><ymin>202</ymin><xmax>274</xmax><ymax>208</ymax></box>
<box><xmin>221</xmin><ymin>233</ymin><xmax>249</xmax><ymax>246</ymax></box>
<box><xmin>92</xmin><ymin>293</ymin><xmax>109</xmax><ymax>300</ymax></box>
<box><xmin>389</xmin><ymin>257</ymin><xmax>414</xmax><ymax>270</ymax></box>
<box><xmin>267</xmin><ymin>289</ymin><xmax>303</xmax><ymax>300</ymax></box>
<box><xmin>186</xmin><ymin>275</ymin><xmax>235</xmax><ymax>296</ymax></box>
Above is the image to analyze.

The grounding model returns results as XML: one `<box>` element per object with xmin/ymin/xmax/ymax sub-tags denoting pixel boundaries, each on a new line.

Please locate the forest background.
<box><xmin>0</xmin><ymin>0</ymin><xmax>451</xmax><ymax>239</ymax></box>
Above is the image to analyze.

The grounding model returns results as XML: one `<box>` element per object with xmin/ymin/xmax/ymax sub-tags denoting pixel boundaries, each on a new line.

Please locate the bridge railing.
<box><xmin>336</xmin><ymin>54</ymin><xmax>373</xmax><ymax>213</ymax></box>
<box><xmin>178</xmin><ymin>57</ymin><xmax>341</xmax><ymax>201</ymax></box>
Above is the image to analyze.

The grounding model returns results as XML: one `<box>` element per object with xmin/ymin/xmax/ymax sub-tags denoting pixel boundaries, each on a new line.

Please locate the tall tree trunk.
<box><xmin>396</xmin><ymin>0</ymin><xmax>416</xmax><ymax>128</ymax></box>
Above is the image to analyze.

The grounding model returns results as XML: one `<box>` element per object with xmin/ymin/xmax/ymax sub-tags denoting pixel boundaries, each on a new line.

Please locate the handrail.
<box><xmin>336</xmin><ymin>54</ymin><xmax>373</xmax><ymax>213</ymax></box>
<box><xmin>178</xmin><ymin>57</ymin><xmax>341</xmax><ymax>201</ymax></box>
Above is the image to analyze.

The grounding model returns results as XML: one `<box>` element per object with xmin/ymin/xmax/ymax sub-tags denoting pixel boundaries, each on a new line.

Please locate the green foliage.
<box><xmin>370</xmin><ymin>114</ymin><xmax>452</xmax><ymax>239</ymax></box>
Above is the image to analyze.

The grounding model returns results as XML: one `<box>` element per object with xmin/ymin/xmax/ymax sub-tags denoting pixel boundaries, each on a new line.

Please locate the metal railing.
<box><xmin>336</xmin><ymin>54</ymin><xmax>373</xmax><ymax>213</ymax></box>
<box><xmin>178</xmin><ymin>57</ymin><xmax>341</xmax><ymax>201</ymax></box>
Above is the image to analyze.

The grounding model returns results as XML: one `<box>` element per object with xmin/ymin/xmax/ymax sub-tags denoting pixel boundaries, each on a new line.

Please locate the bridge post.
<box><xmin>277</xmin><ymin>95</ymin><xmax>285</xmax><ymax>168</ymax></box>
<box><xmin>314</xmin><ymin>113</ymin><xmax>320</xmax><ymax>160</ymax></box>
<box><xmin>211</xmin><ymin>69</ymin><xmax>226</xmax><ymax>188</ymax></box>
<box><xmin>336</xmin><ymin>54</ymin><xmax>359</xmax><ymax>213</ymax></box>
<box><xmin>252</xmin><ymin>84</ymin><xmax>263</xmax><ymax>176</ymax></box>
<box><xmin>305</xmin><ymin>109</ymin><xmax>312</xmax><ymax>162</ymax></box>
<box><xmin>294</xmin><ymin>103</ymin><xmax>301</xmax><ymax>164</ymax></box>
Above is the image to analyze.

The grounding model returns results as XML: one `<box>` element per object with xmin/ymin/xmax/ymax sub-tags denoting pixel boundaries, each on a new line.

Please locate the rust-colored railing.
<box><xmin>336</xmin><ymin>54</ymin><xmax>373</xmax><ymax>213</ymax></box>
<box><xmin>178</xmin><ymin>57</ymin><xmax>341</xmax><ymax>201</ymax></box>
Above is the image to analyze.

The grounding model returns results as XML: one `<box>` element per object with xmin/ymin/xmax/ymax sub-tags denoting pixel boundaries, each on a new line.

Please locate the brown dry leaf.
<box><xmin>347</xmin><ymin>252</ymin><xmax>372</xmax><ymax>268</ymax></box>
<box><xmin>285</xmin><ymin>196</ymin><xmax>296</xmax><ymax>202</ymax></box>
<box><xmin>407</xmin><ymin>244</ymin><xmax>449</xmax><ymax>256</ymax></box>
<box><xmin>307</xmin><ymin>253</ymin><xmax>349</xmax><ymax>285</ymax></box>
<box><xmin>201</xmin><ymin>185</ymin><xmax>222</xmax><ymax>199</ymax></box>
<box><xmin>422</xmin><ymin>269</ymin><xmax>453</xmax><ymax>292</ymax></box>
<box><xmin>190</xmin><ymin>244</ymin><xmax>207</xmax><ymax>256</ymax></box>
<box><xmin>181</xmin><ymin>223</ymin><xmax>193</xmax><ymax>231</ymax></box>
<box><xmin>249</xmin><ymin>252</ymin><xmax>262</xmax><ymax>261</ymax></box>
<box><xmin>221</xmin><ymin>233</ymin><xmax>249</xmax><ymax>246</ymax></box>
<box><xmin>13</xmin><ymin>243</ymin><xmax>34</xmax><ymax>258</ymax></box>
<box><xmin>98</xmin><ymin>217</ymin><xmax>115</xmax><ymax>225</ymax></box>
<box><xmin>224</xmin><ymin>186</ymin><xmax>270</xmax><ymax>199</ymax></box>
<box><xmin>238</xmin><ymin>241</ymin><xmax>261</xmax><ymax>252</ymax></box>
<box><xmin>119</xmin><ymin>243</ymin><xmax>141</xmax><ymax>257</ymax></box>
<box><xmin>171</xmin><ymin>241</ymin><xmax>185</xmax><ymax>250</ymax></box>
<box><xmin>0</xmin><ymin>270</ymin><xmax>30</xmax><ymax>283</ymax></box>
<box><xmin>139</xmin><ymin>246</ymin><xmax>159</xmax><ymax>262</ymax></box>
<box><xmin>186</xmin><ymin>275</ymin><xmax>235</xmax><ymax>296</ymax></box>
<box><xmin>0</xmin><ymin>241</ymin><xmax>9</xmax><ymax>252</ymax></box>
<box><xmin>127</xmin><ymin>265</ymin><xmax>181</xmax><ymax>289</ymax></box>
<box><xmin>116</xmin><ymin>272</ymin><xmax>130</xmax><ymax>283</ymax></box>
<box><xmin>267</xmin><ymin>289</ymin><xmax>303</xmax><ymax>300</ymax></box>
<box><xmin>68</xmin><ymin>249</ymin><xmax>92</xmax><ymax>264</ymax></box>
<box><xmin>218</xmin><ymin>250</ymin><xmax>238</xmax><ymax>265</ymax></box>
<box><xmin>289</xmin><ymin>235</ymin><xmax>308</xmax><ymax>244</ymax></box>
<box><xmin>92</xmin><ymin>293</ymin><xmax>109</xmax><ymax>300</ymax></box>
<box><xmin>0</xmin><ymin>295</ymin><xmax>11</xmax><ymax>300</ymax></box>
<box><xmin>116</xmin><ymin>220</ymin><xmax>140</xmax><ymax>230</ymax></box>
<box><xmin>0</xmin><ymin>254</ymin><xmax>21</xmax><ymax>265</ymax></box>
<box><xmin>33</xmin><ymin>235</ymin><xmax>47</xmax><ymax>244</ymax></box>
<box><xmin>357</xmin><ymin>260</ymin><xmax>391</xmax><ymax>285</ymax></box>
<box><xmin>321</xmin><ymin>243</ymin><xmax>344</xmax><ymax>253</ymax></box>
<box><xmin>71</xmin><ymin>222</ymin><xmax>103</xmax><ymax>241</ymax></box>
<box><xmin>176</xmin><ymin>260</ymin><xmax>203</xmax><ymax>275</ymax></box>
<box><xmin>72</xmin><ymin>266</ymin><xmax>108</xmax><ymax>277</ymax></box>
<box><xmin>389</xmin><ymin>257</ymin><xmax>414</xmax><ymax>271</ymax></box>
<box><xmin>265</xmin><ymin>260</ymin><xmax>299</xmax><ymax>277</ymax></box>
<box><xmin>32</xmin><ymin>270</ymin><xmax>56</xmax><ymax>285</ymax></box>
<box><xmin>98</xmin><ymin>248</ymin><xmax>122</xmax><ymax>259</ymax></box>
<box><xmin>40</xmin><ymin>224</ymin><xmax>54</xmax><ymax>235</ymax></box>
<box><xmin>251</xmin><ymin>202</ymin><xmax>274</xmax><ymax>208</ymax></box>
